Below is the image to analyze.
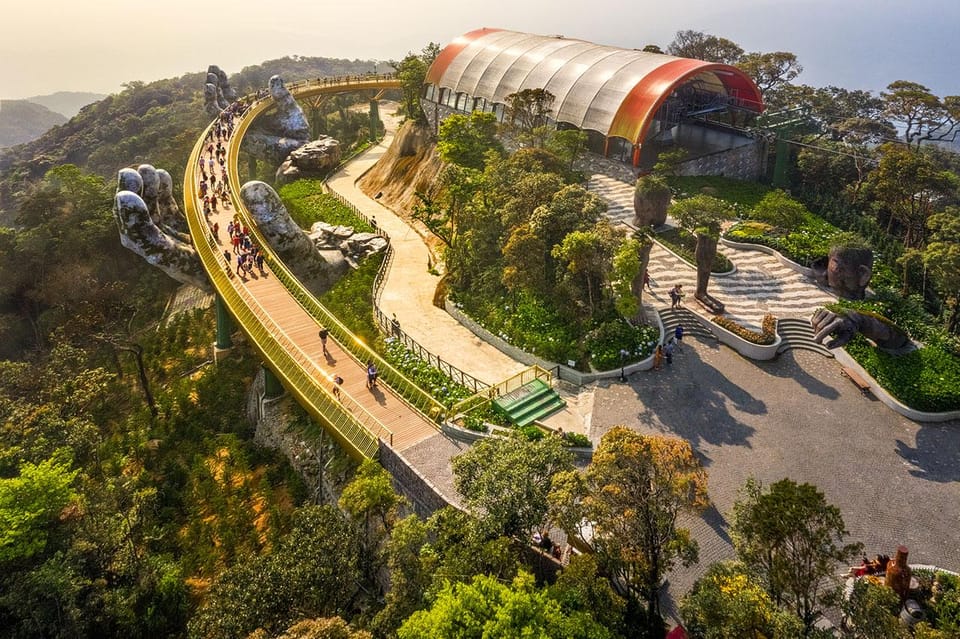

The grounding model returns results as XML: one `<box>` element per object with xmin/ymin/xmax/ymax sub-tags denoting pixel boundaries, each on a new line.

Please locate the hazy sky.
<box><xmin>2</xmin><ymin>0</ymin><xmax>957</xmax><ymax>99</ymax></box>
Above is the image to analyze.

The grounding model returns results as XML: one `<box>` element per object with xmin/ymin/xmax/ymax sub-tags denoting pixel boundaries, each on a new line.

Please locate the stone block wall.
<box><xmin>676</xmin><ymin>139</ymin><xmax>765</xmax><ymax>181</ymax></box>
<box><xmin>379</xmin><ymin>443</ymin><xmax>452</xmax><ymax>517</ymax></box>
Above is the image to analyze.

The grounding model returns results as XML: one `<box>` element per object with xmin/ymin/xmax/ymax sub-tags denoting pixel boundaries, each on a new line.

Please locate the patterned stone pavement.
<box><xmin>591</xmin><ymin>336</ymin><xmax>960</xmax><ymax>620</ymax></box>
<box><xmin>587</xmin><ymin>173</ymin><xmax>837</xmax><ymax>330</ymax></box>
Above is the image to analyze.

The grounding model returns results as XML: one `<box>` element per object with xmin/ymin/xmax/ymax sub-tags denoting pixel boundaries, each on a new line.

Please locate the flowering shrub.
<box><xmin>726</xmin><ymin>215</ymin><xmax>846</xmax><ymax>267</ymax></box>
<box><xmin>711</xmin><ymin>313</ymin><xmax>778</xmax><ymax>345</ymax></box>
<box><xmin>383</xmin><ymin>340</ymin><xmax>473</xmax><ymax>408</ymax></box>
<box><xmin>584</xmin><ymin>319</ymin><xmax>659</xmax><ymax>370</ymax></box>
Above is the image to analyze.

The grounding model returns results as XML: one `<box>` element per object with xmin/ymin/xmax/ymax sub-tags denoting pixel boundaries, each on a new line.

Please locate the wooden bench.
<box><xmin>841</xmin><ymin>367</ymin><xmax>872</xmax><ymax>395</ymax></box>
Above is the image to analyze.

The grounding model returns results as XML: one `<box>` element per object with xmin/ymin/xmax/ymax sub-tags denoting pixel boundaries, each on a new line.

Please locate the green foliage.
<box><xmin>681</xmin><ymin>561</ymin><xmax>805</xmax><ymax>639</ymax></box>
<box><xmin>189</xmin><ymin>505</ymin><xmax>362</xmax><ymax>639</ymax></box>
<box><xmin>657</xmin><ymin>226</ymin><xmax>734</xmax><ymax>273</ymax></box>
<box><xmin>398</xmin><ymin>571</ymin><xmax>613</xmax><ymax>639</ymax></box>
<box><xmin>844</xmin><ymin>335</ymin><xmax>960</xmax><ymax>411</ymax></box>
<box><xmin>731</xmin><ymin>477</ymin><xmax>862</xmax><ymax>630</ymax></box>
<box><xmin>668</xmin><ymin>175</ymin><xmax>771</xmax><ymax>210</ymax></box>
<box><xmin>749</xmin><ymin>189</ymin><xmax>809</xmax><ymax>229</ymax></box>
<box><xmin>831</xmin><ymin>290</ymin><xmax>960</xmax><ymax>411</ymax></box>
<box><xmin>453</xmin><ymin>435</ymin><xmax>573</xmax><ymax>541</ymax></box>
<box><xmin>669</xmin><ymin>194</ymin><xmax>737</xmax><ymax>238</ymax></box>
<box><xmin>279</xmin><ymin>181</ymin><xmax>377</xmax><ymax>230</ymax></box>
<box><xmin>453</xmin><ymin>291</ymin><xmax>581</xmax><ymax>365</ymax></box>
<box><xmin>726</xmin><ymin>213</ymin><xmax>848</xmax><ymax>266</ymax></box>
<box><xmin>840</xmin><ymin>579</ymin><xmax>908</xmax><ymax>639</ymax></box>
<box><xmin>0</xmin><ymin>454</ymin><xmax>78</xmax><ymax>563</ymax></box>
<box><xmin>437</xmin><ymin>112</ymin><xmax>503</xmax><ymax>170</ymax></box>
<box><xmin>584</xmin><ymin>318</ymin><xmax>659</xmax><ymax>370</ymax></box>
<box><xmin>383</xmin><ymin>340</ymin><xmax>473</xmax><ymax>408</ymax></box>
<box><xmin>550</xmin><ymin>428</ymin><xmax>708</xmax><ymax>631</ymax></box>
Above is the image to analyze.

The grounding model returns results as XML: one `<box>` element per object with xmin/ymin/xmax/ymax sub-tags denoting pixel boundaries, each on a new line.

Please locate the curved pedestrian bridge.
<box><xmin>183</xmin><ymin>75</ymin><xmax>448</xmax><ymax>460</ymax></box>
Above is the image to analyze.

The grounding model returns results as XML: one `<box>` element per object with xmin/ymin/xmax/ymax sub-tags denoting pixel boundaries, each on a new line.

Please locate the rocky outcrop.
<box><xmin>243</xmin><ymin>76</ymin><xmax>312</xmax><ymax>164</ymax></box>
<box><xmin>309</xmin><ymin>222</ymin><xmax>387</xmax><ymax>261</ymax></box>
<box><xmin>276</xmin><ymin>136</ymin><xmax>342</xmax><ymax>184</ymax></box>
<box><xmin>358</xmin><ymin>120</ymin><xmax>442</xmax><ymax>217</ymax></box>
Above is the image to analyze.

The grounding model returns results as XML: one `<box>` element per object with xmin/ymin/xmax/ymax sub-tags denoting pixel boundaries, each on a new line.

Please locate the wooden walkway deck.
<box><xmin>187</xmin><ymin>77</ymin><xmax>440</xmax><ymax>454</ymax></box>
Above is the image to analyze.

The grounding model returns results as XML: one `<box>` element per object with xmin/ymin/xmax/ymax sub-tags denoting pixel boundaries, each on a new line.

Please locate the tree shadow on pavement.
<box><xmin>619</xmin><ymin>340</ymin><xmax>764</xmax><ymax>464</ymax></box>
<box><xmin>762</xmin><ymin>350</ymin><xmax>840</xmax><ymax>400</ymax></box>
<box><xmin>895</xmin><ymin>423</ymin><xmax>960</xmax><ymax>483</ymax></box>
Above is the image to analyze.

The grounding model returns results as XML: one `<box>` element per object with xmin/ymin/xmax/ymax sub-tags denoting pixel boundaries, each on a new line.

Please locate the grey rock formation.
<box><xmin>240</xmin><ymin>181</ymin><xmax>349</xmax><ymax>292</ymax></box>
<box><xmin>276</xmin><ymin>136</ymin><xmax>342</xmax><ymax>184</ymax></box>
<box><xmin>309</xmin><ymin>222</ymin><xmax>388</xmax><ymax>261</ymax></box>
<box><xmin>114</xmin><ymin>166</ymin><xmax>209</xmax><ymax>291</ymax></box>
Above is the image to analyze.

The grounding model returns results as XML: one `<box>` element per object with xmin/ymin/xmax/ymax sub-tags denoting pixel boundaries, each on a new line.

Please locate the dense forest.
<box><xmin>1</xmin><ymin>32</ymin><xmax>959</xmax><ymax>639</ymax></box>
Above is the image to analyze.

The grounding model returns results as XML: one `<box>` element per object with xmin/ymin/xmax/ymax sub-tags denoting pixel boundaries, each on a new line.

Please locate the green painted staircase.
<box><xmin>493</xmin><ymin>378</ymin><xmax>566</xmax><ymax>428</ymax></box>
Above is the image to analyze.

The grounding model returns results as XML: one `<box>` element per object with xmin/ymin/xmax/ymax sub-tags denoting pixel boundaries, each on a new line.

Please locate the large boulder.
<box><xmin>276</xmin><ymin>136</ymin><xmax>342</xmax><ymax>184</ymax></box>
<box><xmin>309</xmin><ymin>222</ymin><xmax>388</xmax><ymax>261</ymax></box>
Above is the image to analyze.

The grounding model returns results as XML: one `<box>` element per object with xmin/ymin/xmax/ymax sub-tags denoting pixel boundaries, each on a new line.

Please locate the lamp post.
<box><xmin>619</xmin><ymin>349</ymin><xmax>630</xmax><ymax>382</ymax></box>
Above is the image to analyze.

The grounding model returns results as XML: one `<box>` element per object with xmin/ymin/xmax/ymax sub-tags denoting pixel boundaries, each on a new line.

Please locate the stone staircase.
<box><xmin>776</xmin><ymin>317</ymin><xmax>834</xmax><ymax>358</ymax></box>
<box><xmin>658</xmin><ymin>307</ymin><xmax>718</xmax><ymax>343</ymax></box>
<box><xmin>493</xmin><ymin>378</ymin><xmax>567</xmax><ymax>428</ymax></box>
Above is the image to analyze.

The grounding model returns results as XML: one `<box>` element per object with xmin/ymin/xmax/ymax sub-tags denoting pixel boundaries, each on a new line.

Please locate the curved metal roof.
<box><xmin>427</xmin><ymin>28</ymin><xmax>764</xmax><ymax>145</ymax></box>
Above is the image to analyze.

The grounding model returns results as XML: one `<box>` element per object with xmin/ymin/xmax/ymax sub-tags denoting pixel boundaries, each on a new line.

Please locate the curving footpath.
<box><xmin>184</xmin><ymin>77</ymin><xmax>449</xmax><ymax>461</ymax></box>
<box><xmin>327</xmin><ymin>110</ymin><xmax>527</xmax><ymax>385</ymax></box>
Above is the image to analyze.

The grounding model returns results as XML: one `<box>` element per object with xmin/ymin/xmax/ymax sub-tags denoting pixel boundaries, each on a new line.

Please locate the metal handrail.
<box><xmin>320</xmin><ymin>184</ymin><xmax>491</xmax><ymax>395</ymax></box>
<box><xmin>446</xmin><ymin>365</ymin><xmax>553</xmax><ymax>419</ymax></box>
<box><xmin>183</xmin><ymin>76</ymin><xmax>416</xmax><ymax>459</ymax></box>
<box><xmin>224</xmin><ymin>78</ymin><xmax>447</xmax><ymax>419</ymax></box>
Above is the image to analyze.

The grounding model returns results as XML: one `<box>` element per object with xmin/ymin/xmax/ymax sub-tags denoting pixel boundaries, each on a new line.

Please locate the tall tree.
<box><xmin>737</xmin><ymin>51</ymin><xmax>803</xmax><ymax>100</ymax></box>
<box><xmin>881</xmin><ymin>81</ymin><xmax>960</xmax><ymax>148</ymax></box>
<box><xmin>924</xmin><ymin>208</ymin><xmax>960</xmax><ymax>332</ymax></box>
<box><xmin>862</xmin><ymin>143</ymin><xmax>958</xmax><ymax>249</ymax></box>
<box><xmin>550</xmin><ymin>427</ymin><xmax>708</xmax><ymax>634</ymax></box>
<box><xmin>397</xmin><ymin>571</ymin><xmax>613</xmax><ymax>639</ymax></box>
<box><xmin>680</xmin><ymin>561</ymin><xmax>805</xmax><ymax>639</ymax></box>
<box><xmin>504</xmin><ymin>88</ymin><xmax>555</xmax><ymax>136</ymax></box>
<box><xmin>731</xmin><ymin>478</ymin><xmax>862</xmax><ymax>631</ymax></box>
<box><xmin>667</xmin><ymin>30</ymin><xmax>744</xmax><ymax>64</ymax></box>
<box><xmin>667</xmin><ymin>194</ymin><xmax>736</xmax><ymax>312</ymax></box>
<box><xmin>452</xmin><ymin>435</ymin><xmax>573</xmax><ymax>542</ymax></box>
<box><xmin>391</xmin><ymin>43</ymin><xmax>440</xmax><ymax>124</ymax></box>
<box><xmin>551</xmin><ymin>223</ymin><xmax>619</xmax><ymax>318</ymax></box>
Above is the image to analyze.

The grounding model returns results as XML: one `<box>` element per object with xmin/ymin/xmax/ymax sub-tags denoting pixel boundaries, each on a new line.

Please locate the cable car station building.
<box><xmin>423</xmin><ymin>28</ymin><xmax>766</xmax><ymax>177</ymax></box>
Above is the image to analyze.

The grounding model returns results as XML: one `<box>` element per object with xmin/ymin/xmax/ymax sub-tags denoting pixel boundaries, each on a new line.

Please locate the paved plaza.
<box><xmin>591</xmin><ymin>334</ymin><xmax>960</xmax><ymax>615</ymax></box>
<box><xmin>327</xmin><ymin>103</ymin><xmax>960</xmax><ymax>613</ymax></box>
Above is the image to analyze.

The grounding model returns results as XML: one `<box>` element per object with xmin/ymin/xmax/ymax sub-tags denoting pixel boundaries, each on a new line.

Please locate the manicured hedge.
<box><xmin>711</xmin><ymin>314</ymin><xmax>777</xmax><ymax>345</ymax></box>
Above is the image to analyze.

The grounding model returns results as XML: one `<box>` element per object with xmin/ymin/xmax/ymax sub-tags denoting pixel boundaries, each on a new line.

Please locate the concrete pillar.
<box><xmin>772</xmin><ymin>137</ymin><xmax>790</xmax><ymax>188</ymax></box>
<box><xmin>369</xmin><ymin>99</ymin><xmax>380</xmax><ymax>141</ymax></box>
<box><xmin>262</xmin><ymin>364</ymin><xmax>285</xmax><ymax>399</ymax></box>
<box><xmin>215</xmin><ymin>294</ymin><xmax>233</xmax><ymax>350</ymax></box>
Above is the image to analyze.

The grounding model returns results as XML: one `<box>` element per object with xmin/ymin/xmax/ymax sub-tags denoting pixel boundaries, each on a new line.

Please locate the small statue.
<box><xmin>884</xmin><ymin>545</ymin><xmax>912</xmax><ymax>601</ymax></box>
<box><xmin>811</xmin><ymin>307</ymin><xmax>910</xmax><ymax>351</ymax></box>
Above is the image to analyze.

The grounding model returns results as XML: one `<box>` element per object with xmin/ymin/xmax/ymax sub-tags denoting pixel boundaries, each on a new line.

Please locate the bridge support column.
<box><xmin>262</xmin><ymin>364</ymin><xmax>285</xmax><ymax>399</ymax></box>
<box><xmin>368</xmin><ymin>100</ymin><xmax>380</xmax><ymax>141</ymax></box>
<box><xmin>214</xmin><ymin>294</ymin><xmax>234</xmax><ymax>360</ymax></box>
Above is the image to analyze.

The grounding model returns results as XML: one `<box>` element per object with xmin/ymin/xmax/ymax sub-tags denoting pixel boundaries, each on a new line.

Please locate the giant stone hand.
<box><xmin>811</xmin><ymin>307</ymin><xmax>910</xmax><ymax>351</ymax></box>
<box><xmin>114</xmin><ymin>165</ymin><xmax>209</xmax><ymax>291</ymax></box>
<box><xmin>204</xmin><ymin>67</ymin><xmax>311</xmax><ymax>164</ymax></box>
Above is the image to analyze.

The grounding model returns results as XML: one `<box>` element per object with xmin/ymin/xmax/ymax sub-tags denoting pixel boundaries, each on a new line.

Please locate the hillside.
<box><xmin>0</xmin><ymin>55</ymin><xmax>385</xmax><ymax>214</ymax></box>
<box><xmin>25</xmin><ymin>91</ymin><xmax>108</xmax><ymax>118</ymax></box>
<box><xmin>0</xmin><ymin>99</ymin><xmax>68</xmax><ymax>148</ymax></box>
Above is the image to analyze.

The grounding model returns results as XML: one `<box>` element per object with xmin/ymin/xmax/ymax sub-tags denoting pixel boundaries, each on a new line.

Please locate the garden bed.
<box><xmin>656</xmin><ymin>227</ymin><xmax>733</xmax><ymax>274</ymax></box>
